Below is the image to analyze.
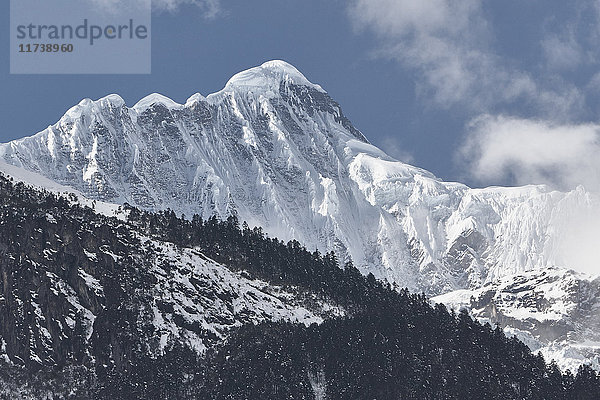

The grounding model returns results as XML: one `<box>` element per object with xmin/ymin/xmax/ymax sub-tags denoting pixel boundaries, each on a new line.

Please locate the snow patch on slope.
<box><xmin>142</xmin><ymin>238</ymin><xmax>343</xmax><ymax>354</ymax></box>
<box><xmin>0</xmin><ymin>160</ymin><xmax>127</xmax><ymax>220</ymax></box>
<box><xmin>434</xmin><ymin>268</ymin><xmax>600</xmax><ymax>371</ymax></box>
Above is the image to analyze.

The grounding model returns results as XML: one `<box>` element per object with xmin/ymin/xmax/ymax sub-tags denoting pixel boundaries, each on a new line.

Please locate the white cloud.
<box><xmin>88</xmin><ymin>0</ymin><xmax>220</xmax><ymax>17</ymax></box>
<box><xmin>152</xmin><ymin>0</ymin><xmax>220</xmax><ymax>16</ymax></box>
<box><xmin>349</xmin><ymin>0</ymin><xmax>483</xmax><ymax>39</ymax></box>
<box><xmin>460</xmin><ymin>115</ymin><xmax>600</xmax><ymax>192</ymax></box>
<box><xmin>348</xmin><ymin>0</ymin><xmax>585</xmax><ymax>118</ymax></box>
<box><xmin>542</xmin><ymin>33</ymin><xmax>583</xmax><ymax>71</ymax></box>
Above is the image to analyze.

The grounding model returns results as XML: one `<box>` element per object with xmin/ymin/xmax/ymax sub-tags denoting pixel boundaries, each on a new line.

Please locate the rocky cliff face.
<box><xmin>0</xmin><ymin>173</ymin><xmax>336</xmax><ymax>373</ymax></box>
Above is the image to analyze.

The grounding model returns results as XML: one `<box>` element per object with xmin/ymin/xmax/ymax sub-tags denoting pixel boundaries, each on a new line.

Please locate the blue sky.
<box><xmin>2</xmin><ymin>0</ymin><xmax>600</xmax><ymax>191</ymax></box>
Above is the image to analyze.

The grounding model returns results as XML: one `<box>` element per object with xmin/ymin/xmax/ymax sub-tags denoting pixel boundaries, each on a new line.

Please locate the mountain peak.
<box><xmin>223</xmin><ymin>60</ymin><xmax>325</xmax><ymax>93</ymax></box>
<box><xmin>133</xmin><ymin>92</ymin><xmax>182</xmax><ymax>111</ymax></box>
<box><xmin>59</xmin><ymin>94</ymin><xmax>125</xmax><ymax>122</ymax></box>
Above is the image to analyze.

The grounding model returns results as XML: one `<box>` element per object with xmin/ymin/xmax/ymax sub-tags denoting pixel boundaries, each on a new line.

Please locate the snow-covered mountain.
<box><xmin>1</xmin><ymin>60</ymin><xmax>599</xmax><ymax>369</ymax></box>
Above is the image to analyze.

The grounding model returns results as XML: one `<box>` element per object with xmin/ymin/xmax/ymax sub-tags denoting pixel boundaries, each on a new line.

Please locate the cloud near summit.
<box><xmin>459</xmin><ymin>115</ymin><xmax>600</xmax><ymax>192</ymax></box>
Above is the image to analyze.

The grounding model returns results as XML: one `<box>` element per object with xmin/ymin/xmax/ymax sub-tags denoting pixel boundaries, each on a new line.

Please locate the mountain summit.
<box><xmin>223</xmin><ymin>60</ymin><xmax>325</xmax><ymax>91</ymax></box>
